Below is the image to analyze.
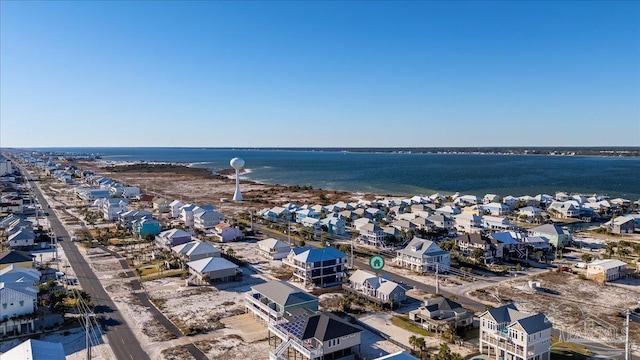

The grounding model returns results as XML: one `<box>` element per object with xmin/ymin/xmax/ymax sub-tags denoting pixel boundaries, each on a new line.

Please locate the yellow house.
<box><xmin>0</xmin><ymin>250</ymin><xmax>34</xmax><ymax>270</ymax></box>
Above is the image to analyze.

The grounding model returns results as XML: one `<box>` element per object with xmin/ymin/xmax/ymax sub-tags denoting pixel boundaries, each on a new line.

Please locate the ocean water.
<box><xmin>34</xmin><ymin>148</ymin><xmax>640</xmax><ymax>199</ymax></box>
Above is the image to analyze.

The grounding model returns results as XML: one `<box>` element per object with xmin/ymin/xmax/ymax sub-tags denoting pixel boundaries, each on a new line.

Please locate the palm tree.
<box><xmin>415</xmin><ymin>337</ymin><xmax>426</xmax><ymax>356</ymax></box>
<box><xmin>409</xmin><ymin>335</ymin><xmax>418</xmax><ymax>352</ymax></box>
<box><xmin>226</xmin><ymin>248</ymin><xmax>235</xmax><ymax>257</ymax></box>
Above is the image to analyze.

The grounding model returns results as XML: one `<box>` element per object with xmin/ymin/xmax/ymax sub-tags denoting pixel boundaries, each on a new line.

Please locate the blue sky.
<box><xmin>1</xmin><ymin>1</ymin><xmax>639</xmax><ymax>147</ymax></box>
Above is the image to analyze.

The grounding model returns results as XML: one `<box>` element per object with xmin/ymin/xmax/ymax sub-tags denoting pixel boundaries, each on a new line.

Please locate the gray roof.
<box><xmin>301</xmin><ymin>311</ymin><xmax>362</xmax><ymax>341</ymax></box>
<box><xmin>530</xmin><ymin>224</ymin><xmax>564</xmax><ymax>236</ymax></box>
<box><xmin>482</xmin><ymin>303</ymin><xmax>552</xmax><ymax>334</ymax></box>
<box><xmin>424</xmin><ymin>297</ymin><xmax>465</xmax><ymax>313</ymax></box>
<box><xmin>251</xmin><ymin>280</ymin><xmax>317</xmax><ymax>307</ymax></box>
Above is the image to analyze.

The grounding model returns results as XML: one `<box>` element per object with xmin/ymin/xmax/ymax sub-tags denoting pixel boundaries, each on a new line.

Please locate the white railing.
<box><xmin>245</xmin><ymin>294</ymin><xmax>282</xmax><ymax>322</ymax></box>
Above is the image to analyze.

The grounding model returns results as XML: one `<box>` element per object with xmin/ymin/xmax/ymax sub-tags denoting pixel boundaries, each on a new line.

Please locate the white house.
<box><xmin>483</xmin><ymin>203</ymin><xmax>510</xmax><ymax>216</ymax></box>
<box><xmin>479</xmin><ymin>303</ymin><xmax>552</xmax><ymax>360</ymax></box>
<box><xmin>359</xmin><ymin>223</ymin><xmax>387</xmax><ymax>247</ymax></box>
<box><xmin>347</xmin><ymin>270</ymin><xmax>406</xmax><ymax>306</ymax></box>
<box><xmin>155</xmin><ymin>228</ymin><xmax>192</xmax><ymax>249</ymax></box>
<box><xmin>187</xmin><ymin>256</ymin><xmax>240</xmax><ymax>283</ymax></box>
<box><xmin>8</xmin><ymin>229</ymin><xmax>36</xmax><ymax>249</ymax></box>
<box><xmin>394</xmin><ymin>237</ymin><xmax>450</xmax><ymax>273</ymax></box>
<box><xmin>169</xmin><ymin>200</ymin><xmax>185</xmax><ymax>218</ymax></box>
<box><xmin>586</xmin><ymin>259</ymin><xmax>627</xmax><ymax>282</ymax></box>
<box><xmin>454</xmin><ymin>213</ymin><xmax>483</xmax><ymax>233</ymax></box>
<box><xmin>101</xmin><ymin>198</ymin><xmax>129</xmax><ymax>221</ymax></box>
<box><xmin>0</xmin><ymin>282</ymin><xmax>38</xmax><ymax>335</ymax></box>
<box><xmin>283</xmin><ymin>247</ymin><xmax>347</xmax><ymax>288</ymax></box>
<box><xmin>256</xmin><ymin>238</ymin><xmax>291</xmax><ymax>260</ymax></box>
<box><xmin>172</xmin><ymin>241</ymin><xmax>221</xmax><ymax>261</ymax></box>
<box><xmin>193</xmin><ymin>209</ymin><xmax>224</xmax><ymax>230</ymax></box>
<box><xmin>214</xmin><ymin>223</ymin><xmax>244</xmax><ymax>242</ymax></box>
<box><xmin>122</xmin><ymin>186</ymin><xmax>141</xmax><ymax>199</ymax></box>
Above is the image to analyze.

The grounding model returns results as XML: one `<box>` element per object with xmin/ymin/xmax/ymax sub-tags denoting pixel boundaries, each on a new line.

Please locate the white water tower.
<box><xmin>230</xmin><ymin>157</ymin><xmax>245</xmax><ymax>201</ymax></box>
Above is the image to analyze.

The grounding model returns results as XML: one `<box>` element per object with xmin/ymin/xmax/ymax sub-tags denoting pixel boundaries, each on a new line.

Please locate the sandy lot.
<box><xmin>470</xmin><ymin>271</ymin><xmax>640</xmax><ymax>348</ymax></box>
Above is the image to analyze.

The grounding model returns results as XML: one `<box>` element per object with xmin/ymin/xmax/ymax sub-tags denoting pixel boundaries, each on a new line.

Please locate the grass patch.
<box><xmin>551</xmin><ymin>337</ymin><xmax>593</xmax><ymax>360</ymax></box>
<box><xmin>138</xmin><ymin>266</ymin><xmax>159</xmax><ymax>276</ymax></box>
<box><xmin>140</xmin><ymin>269</ymin><xmax>186</xmax><ymax>282</ymax></box>
<box><xmin>390</xmin><ymin>315</ymin><xmax>431</xmax><ymax>336</ymax></box>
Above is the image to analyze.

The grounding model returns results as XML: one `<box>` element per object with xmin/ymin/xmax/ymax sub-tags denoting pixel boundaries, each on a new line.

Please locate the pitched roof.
<box><xmin>301</xmin><ymin>312</ymin><xmax>362</xmax><ymax>341</ymax></box>
<box><xmin>482</xmin><ymin>303</ymin><xmax>552</xmax><ymax>334</ymax></box>
<box><xmin>292</xmin><ymin>247</ymin><xmax>347</xmax><ymax>263</ymax></box>
<box><xmin>424</xmin><ymin>297</ymin><xmax>465</xmax><ymax>313</ymax></box>
<box><xmin>258</xmin><ymin>238</ymin><xmax>290</xmax><ymax>250</ymax></box>
<box><xmin>397</xmin><ymin>237</ymin><xmax>445</xmax><ymax>257</ymax></box>
<box><xmin>530</xmin><ymin>224</ymin><xmax>565</xmax><ymax>236</ymax></box>
<box><xmin>3</xmin><ymin>339</ymin><xmax>66</xmax><ymax>360</ymax></box>
<box><xmin>251</xmin><ymin>280</ymin><xmax>318</xmax><ymax>307</ymax></box>
<box><xmin>588</xmin><ymin>259</ymin><xmax>627</xmax><ymax>270</ymax></box>
<box><xmin>187</xmin><ymin>257</ymin><xmax>238</xmax><ymax>273</ymax></box>
<box><xmin>0</xmin><ymin>250</ymin><xmax>34</xmax><ymax>265</ymax></box>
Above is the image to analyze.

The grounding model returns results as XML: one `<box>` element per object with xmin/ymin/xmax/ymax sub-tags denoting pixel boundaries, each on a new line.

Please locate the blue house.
<box><xmin>133</xmin><ymin>217</ymin><xmax>162</xmax><ymax>238</ymax></box>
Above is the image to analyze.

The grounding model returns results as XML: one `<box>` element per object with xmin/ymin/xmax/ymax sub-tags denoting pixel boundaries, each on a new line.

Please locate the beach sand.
<box><xmin>71</xmin><ymin>160</ymin><xmax>364</xmax><ymax>217</ymax></box>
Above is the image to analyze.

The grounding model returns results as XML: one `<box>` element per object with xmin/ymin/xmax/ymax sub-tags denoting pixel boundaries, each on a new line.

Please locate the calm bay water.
<box><xmin>35</xmin><ymin>148</ymin><xmax>640</xmax><ymax>199</ymax></box>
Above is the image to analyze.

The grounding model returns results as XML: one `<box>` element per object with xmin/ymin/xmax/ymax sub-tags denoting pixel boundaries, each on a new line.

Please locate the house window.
<box><xmin>19</xmin><ymin>301</ymin><xmax>24</xmax><ymax>307</ymax></box>
<box><xmin>1</xmin><ymin>303</ymin><xmax>6</xmax><ymax>309</ymax></box>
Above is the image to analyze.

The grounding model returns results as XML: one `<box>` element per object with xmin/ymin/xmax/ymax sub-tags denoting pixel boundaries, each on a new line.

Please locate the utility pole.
<box><xmin>435</xmin><ymin>263</ymin><xmax>439</xmax><ymax>295</ymax></box>
<box><xmin>625</xmin><ymin>309</ymin><xmax>630</xmax><ymax>360</ymax></box>
<box><xmin>85</xmin><ymin>312</ymin><xmax>92</xmax><ymax>360</ymax></box>
<box><xmin>287</xmin><ymin>219</ymin><xmax>291</xmax><ymax>247</ymax></box>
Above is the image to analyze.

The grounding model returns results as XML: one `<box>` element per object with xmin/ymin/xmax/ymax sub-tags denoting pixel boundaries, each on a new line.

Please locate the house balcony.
<box><xmin>481</xmin><ymin>332</ymin><xmax>524</xmax><ymax>358</ymax></box>
<box><xmin>269</xmin><ymin>323</ymin><xmax>324</xmax><ymax>360</ymax></box>
<box><xmin>245</xmin><ymin>294</ymin><xmax>283</xmax><ymax>323</ymax></box>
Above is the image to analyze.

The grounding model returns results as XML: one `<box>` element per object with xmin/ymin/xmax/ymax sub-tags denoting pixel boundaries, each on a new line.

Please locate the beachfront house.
<box><xmin>122</xmin><ymin>186</ymin><xmax>141</xmax><ymax>199</ymax></box>
<box><xmin>245</xmin><ymin>280</ymin><xmax>319</xmax><ymax>323</ymax></box>
<box><xmin>427</xmin><ymin>214</ymin><xmax>455</xmax><ymax>232</ymax></box>
<box><xmin>294</xmin><ymin>209</ymin><xmax>320</xmax><ymax>223</ymax></box>
<box><xmin>479</xmin><ymin>303</ymin><xmax>552</xmax><ymax>360</ymax></box>
<box><xmin>172</xmin><ymin>241</ymin><xmax>221</xmax><ymax>262</ymax></box>
<box><xmin>409</xmin><ymin>297</ymin><xmax>474</xmax><ymax>333</ymax></box>
<box><xmin>283</xmin><ymin>247</ymin><xmax>347</xmax><ymax>289</ymax></box>
<box><xmin>155</xmin><ymin>228</ymin><xmax>192</xmax><ymax>249</ymax></box>
<box><xmin>345</xmin><ymin>270</ymin><xmax>406</xmax><ymax>307</ymax></box>
<box><xmin>483</xmin><ymin>203</ymin><xmax>511</xmax><ymax>216</ymax></box>
<box><xmin>483</xmin><ymin>216</ymin><xmax>512</xmax><ymax>230</ymax></box>
<box><xmin>454</xmin><ymin>213</ymin><xmax>483</xmax><ymax>233</ymax></box>
<box><xmin>528</xmin><ymin>224</ymin><xmax>571</xmax><ymax>247</ymax></box>
<box><xmin>394</xmin><ymin>237</ymin><xmax>450</xmax><ymax>273</ymax></box>
<box><xmin>256</xmin><ymin>238</ymin><xmax>291</xmax><ymax>260</ymax></box>
<box><xmin>267</xmin><ymin>310</ymin><xmax>363</xmax><ymax>360</ymax></box>
<box><xmin>586</xmin><ymin>259</ymin><xmax>627</xmax><ymax>282</ymax></box>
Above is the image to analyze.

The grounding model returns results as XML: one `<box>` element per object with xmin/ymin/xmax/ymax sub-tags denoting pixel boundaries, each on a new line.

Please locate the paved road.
<box><xmin>18</xmin><ymin>163</ymin><xmax>150</xmax><ymax>360</ymax></box>
<box><xmin>99</xmin><ymin>246</ymin><xmax>209</xmax><ymax>360</ymax></box>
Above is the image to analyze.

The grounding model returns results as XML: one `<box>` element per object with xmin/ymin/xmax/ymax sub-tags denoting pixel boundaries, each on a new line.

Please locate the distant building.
<box><xmin>528</xmin><ymin>224</ymin><xmax>571</xmax><ymax>247</ymax></box>
<box><xmin>604</xmin><ymin>217</ymin><xmax>635</xmax><ymax>234</ymax></box>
